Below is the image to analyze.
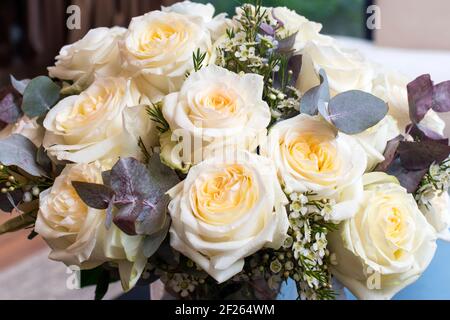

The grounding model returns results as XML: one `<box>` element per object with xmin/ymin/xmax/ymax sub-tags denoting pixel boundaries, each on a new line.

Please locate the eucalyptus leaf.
<box><xmin>374</xmin><ymin>135</ymin><xmax>403</xmax><ymax>172</ymax></box>
<box><xmin>142</xmin><ymin>214</ymin><xmax>171</xmax><ymax>258</ymax></box>
<box><xmin>397</xmin><ymin>140</ymin><xmax>450</xmax><ymax>170</ymax></box>
<box><xmin>110</xmin><ymin>154</ymin><xmax>179</xmax><ymax>235</ymax></box>
<box><xmin>0</xmin><ymin>190</ymin><xmax>23</xmax><ymax>212</ymax></box>
<box><xmin>407</xmin><ymin>74</ymin><xmax>433</xmax><ymax>124</ymax></box>
<box><xmin>72</xmin><ymin>181</ymin><xmax>114</xmax><ymax>210</ymax></box>
<box><xmin>10</xmin><ymin>75</ymin><xmax>30</xmax><ymax>95</ymax></box>
<box><xmin>22</xmin><ymin>76</ymin><xmax>60</xmax><ymax>117</ymax></box>
<box><xmin>276</xmin><ymin>31</ymin><xmax>298</xmax><ymax>53</ymax></box>
<box><xmin>36</xmin><ymin>146</ymin><xmax>53</xmax><ymax>175</ymax></box>
<box><xmin>300</xmin><ymin>69</ymin><xmax>330</xmax><ymax>116</ymax></box>
<box><xmin>0</xmin><ymin>134</ymin><xmax>47</xmax><ymax>177</ymax></box>
<box><xmin>386</xmin><ymin>158</ymin><xmax>427</xmax><ymax>193</ymax></box>
<box><xmin>327</xmin><ymin>90</ymin><xmax>388</xmax><ymax>134</ymax></box>
<box><xmin>432</xmin><ymin>80</ymin><xmax>450</xmax><ymax>113</ymax></box>
<box><xmin>0</xmin><ymin>86</ymin><xmax>22</xmax><ymax>124</ymax></box>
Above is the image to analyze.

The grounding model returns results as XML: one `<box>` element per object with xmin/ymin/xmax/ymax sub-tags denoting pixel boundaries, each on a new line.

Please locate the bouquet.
<box><xmin>1</xmin><ymin>1</ymin><xmax>450</xmax><ymax>300</ymax></box>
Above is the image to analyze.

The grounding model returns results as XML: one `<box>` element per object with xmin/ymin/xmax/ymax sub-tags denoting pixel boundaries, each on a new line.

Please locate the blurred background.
<box><xmin>0</xmin><ymin>0</ymin><xmax>450</xmax><ymax>300</ymax></box>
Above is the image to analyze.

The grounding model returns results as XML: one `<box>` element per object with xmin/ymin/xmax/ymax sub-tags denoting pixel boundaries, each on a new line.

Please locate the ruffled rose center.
<box><xmin>191</xmin><ymin>164</ymin><xmax>257</xmax><ymax>225</ymax></box>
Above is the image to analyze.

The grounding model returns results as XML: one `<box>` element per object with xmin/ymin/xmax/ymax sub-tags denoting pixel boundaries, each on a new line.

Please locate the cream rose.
<box><xmin>372</xmin><ymin>70</ymin><xmax>445</xmax><ymax>134</ymax></box>
<box><xmin>297</xmin><ymin>41</ymin><xmax>374</xmax><ymax>96</ymax></box>
<box><xmin>162</xmin><ymin>1</ymin><xmax>230</xmax><ymax>41</ymax></box>
<box><xmin>120</xmin><ymin>10</ymin><xmax>211</xmax><ymax>93</ymax></box>
<box><xmin>161</xmin><ymin>65</ymin><xmax>270</xmax><ymax>171</ymax></box>
<box><xmin>48</xmin><ymin>27</ymin><xmax>126</xmax><ymax>84</ymax></box>
<box><xmin>0</xmin><ymin>115</ymin><xmax>44</xmax><ymax>147</ymax></box>
<box><xmin>260</xmin><ymin>114</ymin><xmax>366</xmax><ymax>221</ymax></box>
<box><xmin>328</xmin><ymin>172</ymin><xmax>437</xmax><ymax>300</ymax></box>
<box><xmin>271</xmin><ymin>6</ymin><xmax>333</xmax><ymax>53</ymax></box>
<box><xmin>419</xmin><ymin>192</ymin><xmax>450</xmax><ymax>241</ymax></box>
<box><xmin>35</xmin><ymin>161</ymin><xmax>147</xmax><ymax>290</ymax></box>
<box><xmin>43</xmin><ymin>77</ymin><xmax>156</xmax><ymax>163</ymax></box>
<box><xmin>167</xmin><ymin>151</ymin><xmax>289</xmax><ymax>283</ymax></box>
<box><xmin>355</xmin><ymin>115</ymin><xmax>400</xmax><ymax>171</ymax></box>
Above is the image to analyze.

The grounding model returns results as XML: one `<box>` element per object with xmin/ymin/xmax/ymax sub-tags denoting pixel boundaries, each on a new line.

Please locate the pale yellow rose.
<box><xmin>329</xmin><ymin>172</ymin><xmax>437</xmax><ymax>300</ymax></box>
<box><xmin>43</xmin><ymin>77</ymin><xmax>157</xmax><ymax>163</ymax></box>
<box><xmin>161</xmin><ymin>65</ymin><xmax>270</xmax><ymax>172</ymax></box>
<box><xmin>0</xmin><ymin>115</ymin><xmax>44</xmax><ymax>147</ymax></box>
<box><xmin>260</xmin><ymin>114</ymin><xmax>366</xmax><ymax>221</ymax></box>
<box><xmin>167</xmin><ymin>151</ymin><xmax>289</xmax><ymax>283</ymax></box>
<box><xmin>120</xmin><ymin>10</ymin><xmax>211</xmax><ymax>94</ymax></box>
<box><xmin>35</xmin><ymin>161</ymin><xmax>146</xmax><ymax>291</ymax></box>
<box><xmin>48</xmin><ymin>27</ymin><xmax>126</xmax><ymax>84</ymax></box>
<box><xmin>419</xmin><ymin>192</ymin><xmax>450</xmax><ymax>241</ymax></box>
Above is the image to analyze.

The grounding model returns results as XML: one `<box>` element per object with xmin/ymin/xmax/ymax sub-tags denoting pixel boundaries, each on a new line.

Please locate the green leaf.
<box><xmin>327</xmin><ymin>90</ymin><xmax>388</xmax><ymax>134</ymax></box>
<box><xmin>22</xmin><ymin>76</ymin><xmax>60</xmax><ymax>117</ymax></box>
<box><xmin>95</xmin><ymin>268</ymin><xmax>111</xmax><ymax>300</ymax></box>
<box><xmin>0</xmin><ymin>211</ymin><xmax>36</xmax><ymax>235</ymax></box>
<box><xmin>0</xmin><ymin>134</ymin><xmax>47</xmax><ymax>177</ymax></box>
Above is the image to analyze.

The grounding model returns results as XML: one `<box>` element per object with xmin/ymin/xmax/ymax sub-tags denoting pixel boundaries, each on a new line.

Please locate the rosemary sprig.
<box><xmin>146</xmin><ymin>102</ymin><xmax>170</xmax><ymax>133</ymax></box>
<box><xmin>193</xmin><ymin>48</ymin><xmax>207</xmax><ymax>72</ymax></box>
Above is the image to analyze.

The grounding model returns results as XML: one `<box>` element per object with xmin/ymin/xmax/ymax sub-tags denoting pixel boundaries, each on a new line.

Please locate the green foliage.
<box><xmin>147</xmin><ymin>102</ymin><xmax>170</xmax><ymax>133</ymax></box>
<box><xmin>22</xmin><ymin>76</ymin><xmax>60</xmax><ymax>117</ymax></box>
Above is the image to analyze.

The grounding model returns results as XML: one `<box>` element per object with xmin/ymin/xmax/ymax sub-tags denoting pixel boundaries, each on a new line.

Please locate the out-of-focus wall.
<box><xmin>375</xmin><ymin>0</ymin><xmax>450</xmax><ymax>50</ymax></box>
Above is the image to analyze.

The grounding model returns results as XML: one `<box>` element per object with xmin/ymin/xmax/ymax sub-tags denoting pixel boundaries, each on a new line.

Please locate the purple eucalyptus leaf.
<box><xmin>374</xmin><ymin>135</ymin><xmax>404</xmax><ymax>172</ymax></box>
<box><xmin>273</xmin><ymin>54</ymin><xmax>302</xmax><ymax>90</ymax></box>
<box><xmin>101</xmin><ymin>170</ymin><xmax>111</xmax><ymax>188</ymax></box>
<box><xmin>432</xmin><ymin>80</ymin><xmax>450</xmax><ymax>112</ymax></box>
<box><xmin>407</xmin><ymin>74</ymin><xmax>433</xmax><ymax>124</ymax></box>
<box><xmin>105</xmin><ymin>194</ymin><xmax>115</xmax><ymax>229</ymax></box>
<box><xmin>0</xmin><ymin>134</ymin><xmax>46</xmax><ymax>177</ymax></box>
<box><xmin>0</xmin><ymin>189</ymin><xmax>23</xmax><ymax>212</ymax></box>
<box><xmin>386</xmin><ymin>158</ymin><xmax>427</xmax><ymax>193</ymax></box>
<box><xmin>110</xmin><ymin>155</ymin><xmax>179</xmax><ymax>235</ymax></box>
<box><xmin>406</xmin><ymin>123</ymin><xmax>448</xmax><ymax>144</ymax></box>
<box><xmin>0</xmin><ymin>86</ymin><xmax>22</xmax><ymax>124</ymax></box>
<box><xmin>328</xmin><ymin>90</ymin><xmax>388</xmax><ymax>134</ymax></box>
<box><xmin>397</xmin><ymin>140</ymin><xmax>450</xmax><ymax>170</ymax></box>
<box><xmin>277</xmin><ymin>31</ymin><xmax>298</xmax><ymax>53</ymax></box>
<box><xmin>72</xmin><ymin>181</ymin><xmax>114</xmax><ymax>210</ymax></box>
<box><xmin>300</xmin><ymin>69</ymin><xmax>330</xmax><ymax>116</ymax></box>
<box><xmin>259</xmin><ymin>22</ymin><xmax>275</xmax><ymax>36</ymax></box>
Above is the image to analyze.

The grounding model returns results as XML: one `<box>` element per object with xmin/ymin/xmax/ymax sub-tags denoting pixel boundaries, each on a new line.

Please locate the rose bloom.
<box><xmin>372</xmin><ymin>69</ymin><xmax>445</xmax><ymax>134</ymax></box>
<box><xmin>297</xmin><ymin>40</ymin><xmax>374</xmax><ymax>96</ymax></box>
<box><xmin>0</xmin><ymin>115</ymin><xmax>44</xmax><ymax>147</ymax></box>
<box><xmin>271</xmin><ymin>6</ymin><xmax>333</xmax><ymax>53</ymax></box>
<box><xmin>260</xmin><ymin>114</ymin><xmax>367</xmax><ymax>221</ymax></box>
<box><xmin>162</xmin><ymin>0</ymin><xmax>231</xmax><ymax>41</ymax></box>
<box><xmin>120</xmin><ymin>10</ymin><xmax>211</xmax><ymax>93</ymax></box>
<box><xmin>43</xmin><ymin>77</ymin><xmax>156</xmax><ymax>163</ymax></box>
<box><xmin>48</xmin><ymin>27</ymin><xmax>126</xmax><ymax>84</ymax></box>
<box><xmin>419</xmin><ymin>192</ymin><xmax>450</xmax><ymax>241</ymax></box>
<box><xmin>328</xmin><ymin>172</ymin><xmax>437</xmax><ymax>300</ymax></box>
<box><xmin>161</xmin><ymin>65</ymin><xmax>270</xmax><ymax>172</ymax></box>
<box><xmin>35</xmin><ymin>161</ymin><xmax>146</xmax><ymax>291</ymax></box>
<box><xmin>167</xmin><ymin>151</ymin><xmax>289</xmax><ymax>283</ymax></box>
<box><xmin>355</xmin><ymin>115</ymin><xmax>400</xmax><ymax>171</ymax></box>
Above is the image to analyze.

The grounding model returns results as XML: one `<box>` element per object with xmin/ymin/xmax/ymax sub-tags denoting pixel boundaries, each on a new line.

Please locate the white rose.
<box><xmin>48</xmin><ymin>27</ymin><xmax>126</xmax><ymax>83</ymax></box>
<box><xmin>419</xmin><ymin>192</ymin><xmax>450</xmax><ymax>241</ymax></box>
<box><xmin>120</xmin><ymin>10</ymin><xmax>211</xmax><ymax>93</ymax></box>
<box><xmin>355</xmin><ymin>115</ymin><xmax>400</xmax><ymax>171</ymax></box>
<box><xmin>162</xmin><ymin>1</ymin><xmax>230</xmax><ymax>41</ymax></box>
<box><xmin>167</xmin><ymin>151</ymin><xmax>289</xmax><ymax>283</ymax></box>
<box><xmin>298</xmin><ymin>41</ymin><xmax>374</xmax><ymax>95</ymax></box>
<box><xmin>0</xmin><ymin>115</ymin><xmax>44</xmax><ymax>147</ymax></box>
<box><xmin>329</xmin><ymin>172</ymin><xmax>437</xmax><ymax>300</ymax></box>
<box><xmin>35</xmin><ymin>161</ymin><xmax>146</xmax><ymax>290</ymax></box>
<box><xmin>260</xmin><ymin>114</ymin><xmax>366</xmax><ymax>221</ymax></box>
<box><xmin>372</xmin><ymin>70</ymin><xmax>445</xmax><ymax>134</ymax></box>
<box><xmin>43</xmin><ymin>77</ymin><xmax>156</xmax><ymax>163</ymax></box>
<box><xmin>271</xmin><ymin>7</ymin><xmax>333</xmax><ymax>53</ymax></box>
<box><xmin>161</xmin><ymin>65</ymin><xmax>270</xmax><ymax>171</ymax></box>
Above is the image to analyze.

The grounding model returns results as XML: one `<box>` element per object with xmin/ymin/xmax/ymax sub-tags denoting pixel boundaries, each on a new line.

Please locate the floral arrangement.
<box><xmin>1</xmin><ymin>1</ymin><xmax>450</xmax><ymax>300</ymax></box>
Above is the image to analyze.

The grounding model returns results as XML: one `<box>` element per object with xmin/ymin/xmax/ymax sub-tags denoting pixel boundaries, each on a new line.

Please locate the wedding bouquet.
<box><xmin>1</xmin><ymin>1</ymin><xmax>450</xmax><ymax>300</ymax></box>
